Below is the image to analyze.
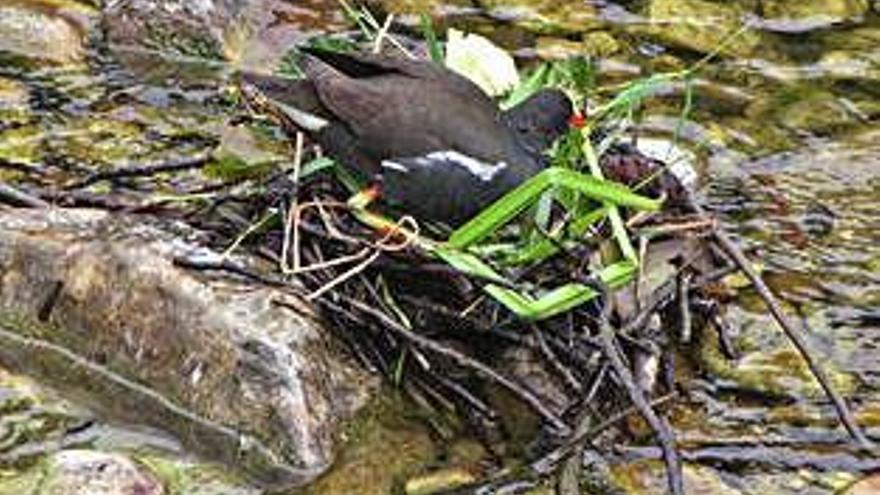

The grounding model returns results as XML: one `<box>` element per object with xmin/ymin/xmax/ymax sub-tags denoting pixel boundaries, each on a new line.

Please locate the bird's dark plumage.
<box><xmin>242</xmin><ymin>48</ymin><xmax>573</xmax><ymax>225</ymax></box>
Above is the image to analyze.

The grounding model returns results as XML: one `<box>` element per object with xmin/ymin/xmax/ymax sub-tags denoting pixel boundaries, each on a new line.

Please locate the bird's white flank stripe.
<box><xmin>381</xmin><ymin>160</ymin><xmax>410</xmax><ymax>173</ymax></box>
<box><xmin>382</xmin><ymin>151</ymin><xmax>507</xmax><ymax>182</ymax></box>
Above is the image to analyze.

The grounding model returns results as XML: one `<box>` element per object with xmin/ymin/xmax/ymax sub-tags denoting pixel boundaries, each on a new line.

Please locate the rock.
<box><xmin>844</xmin><ymin>473</ymin><xmax>880</xmax><ymax>495</ymax></box>
<box><xmin>761</xmin><ymin>0</ymin><xmax>869</xmax><ymax>24</ymax></box>
<box><xmin>300</xmin><ymin>394</ymin><xmax>438</xmax><ymax>495</ymax></box>
<box><xmin>366</xmin><ymin>0</ymin><xmax>472</xmax><ymax>17</ymax></box>
<box><xmin>0</xmin><ymin>78</ymin><xmax>29</xmax><ymax>109</ymax></box>
<box><xmin>534</xmin><ymin>37</ymin><xmax>584</xmax><ymax>60</ymax></box>
<box><xmin>581</xmin><ymin>31</ymin><xmax>622</xmax><ymax>58</ymax></box>
<box><xmin>0</xmin><ymin>3</ymin><xmax>95</xmax><ymax>66</ymax></box>
<box><xmin>39</xmin><ymin>450</ymin><xmax>164</xmax><ymax>495</ymax></box>
<box><xmin>0</xmin><ymin>78</ymin><xmax>31</xmax><ymax>139</ymax></box>
<box><xmin>480</xmin><ymin>0</ymin><xmax>603</xmax><ymax>35</ymax></box>
<box><xmin>0</xmin><ymin>207</ymin><xmax>377</xmax><ymax>489</ymax></box>
<box><xmin>645</xmin><ymin>0</ymin><xmax>763</xmax><ymax>57</ymax></box>
<box><xmin>613</xmin><ymin>461</ymin><xmax>744</xmax><ymax>495</ymax></box>
<box><xmin>103</xmin><ymin>0</ymin><xmax>347</xmax><ymax>74</ymax></box>
<box><xmin>746</xmin><ymin>86</ymin><xmax>859</xmax><ymax>135</ymax></box>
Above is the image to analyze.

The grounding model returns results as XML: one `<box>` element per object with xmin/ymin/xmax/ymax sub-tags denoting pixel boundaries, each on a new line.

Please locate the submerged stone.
<box><xmin>0</xmin><ymin>3</ymin><xmax>93</xmax><ymax>66</ymax></box>
<box><xmin>761</xmin><ymin>0</ymin><xmax>869</xmax><ymax>24</ymax></box>
<box><xmin>39</xmin><ymin>450</ymin><xmax>164</xmax><ymax>495</ymax></box>
<box><xmin>0</xmin><ymin>207</ymin><xmax>377</xmax><ymax>490</ymax></box>
<box><xmin>645</xmin><ymin>0</ymin><xmax>763</xmax><ymax>57</ymax></box>
<box><xmin>480</xmin><ymin>0</ymin><xmax>602</xmax><ymax>35</ymax></box>
<box><xmin>103</xmin><ymin>0</ymin><xmax>346</xmax><ymax>74</ymax></box>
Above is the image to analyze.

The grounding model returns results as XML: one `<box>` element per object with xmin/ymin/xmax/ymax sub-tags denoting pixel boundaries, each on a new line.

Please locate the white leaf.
<box><xmin>444</xmin><ymin>29</ymin><xmax>520</xmax><ymax>97</ymax></box>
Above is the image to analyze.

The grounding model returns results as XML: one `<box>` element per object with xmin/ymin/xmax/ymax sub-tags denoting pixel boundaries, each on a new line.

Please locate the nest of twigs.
<box><xmin>1</xmin><ymin>106</ymin><xmax>868</xmax><ymax>495</ymax></box>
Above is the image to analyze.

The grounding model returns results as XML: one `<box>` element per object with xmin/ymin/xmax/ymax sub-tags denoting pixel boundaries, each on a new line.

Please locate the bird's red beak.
<box><xmin>568</xmin><ymin>112</ymin><xmax>586</xmax><ymax>129</ymax></box>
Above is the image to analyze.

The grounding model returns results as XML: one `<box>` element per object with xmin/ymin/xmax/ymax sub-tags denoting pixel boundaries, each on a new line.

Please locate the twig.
<box><xmin>66</xmin><ymin>152</ymin><xmax>211</xmax><ymax>189</ymax></box>
<box><xmin>534</xmin><ymin>325</ymin><xmax>583</xmax><ymax>394</ymax></box>
<box><xmin>532</xmin><ymin>393</ymin><xmax>678</xmax><ymax>474</ymax></box>
<box><xmin>0</xmin><ymin>157</ymin><xmax>44</xmax><ymax>175</ymax></box>
<box><xmin>372</xmin><ymin>13</ymin><xmax>395</xmax><ymax>53</ymax></box>
<box><xmin>677</xmin><ymin>271</ymin><xmax>693</xmax><ymax>344</ymax></box>
<box><xmin>685</xmin><ymin>192</ymin><xmax>873</xmax><ymax>450</ymax></box>
<box><xmin>616</xmin><ymin>444</ymin><xmax>880</xmax><ymax>473</ymax></box>
<box><xmin>596</xmin><ymin>285</ymin><xmax>684</xmax><ymax>495</ymax></box>
<box><xmin>0</xmin><ymin>183</ymin><xmax>49</xmax><ymax>208</ymax></box>
<box><xmin>321</xmin><ymin>292</ymin><xmax>572</xmax><ymax>435</ymax></box>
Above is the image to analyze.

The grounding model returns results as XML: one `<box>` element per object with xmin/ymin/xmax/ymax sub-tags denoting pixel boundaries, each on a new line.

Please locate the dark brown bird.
<box><xmin>242</xmin><ymin>47</ymin><xmax>573</xmax><ymax>225</ymax></box>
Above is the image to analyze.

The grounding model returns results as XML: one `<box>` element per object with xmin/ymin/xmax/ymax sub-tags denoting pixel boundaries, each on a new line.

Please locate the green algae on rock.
<box><xmin>479</xmin><ymin>0</ymin><xmax>603</xmax><ymax>35</ymax></box>
<box><xmin>0</xmin><ymin>3</ymin><xmax>94</xmax><ymax>67</ymax></box>
<box><xmin>645</xmin><ymin>0</ymin><xmax>763</xmax><ymax>57</ymax></box>
<box><xmin>0</xmin><ymin>208</ymin><xmax>377</xmax><ymax>490</ymax></box>
<box><xmin>761</xmin><ymin>0</ymin><xmax>869</xmax><ymax>24</ymax></box>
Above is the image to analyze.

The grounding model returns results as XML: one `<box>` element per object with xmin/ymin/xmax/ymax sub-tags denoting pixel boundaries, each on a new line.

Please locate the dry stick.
<box><xmin>677</xmin><ymin>271</ymin><xmax>693</xmax><ymax>344</ymax></box>
<box><xmin>533</xmin><ymin>393</ymin><xmax>678</xmax><ymax>474</ymax></box>
<box><xmin>66</xmin><ymin>152</ymin><xmax>211</xmax><ymax>189</ymax></box>
<box><xmin>325</xmin><ymin>293</ymin><xmax>572</xmax><ymax>435</ymax></box>
<box><xmin>686</xmin><ymin>193</ymin><xmax>873</xmax><ymax>450</ymax></box>
<box><xmin>533</xmin><ymin>325</ymin><xmax>583</xmax><ymax>394</ymax></box>
<box><xmin>596</xmin><ymin>289</ymin><xmax>684</xmax><ymax>495</ymax></box>
<box><xmin>0</xmin><ymin>183</ymin><xmax>49</xmax><ymax>208</ymax></box>
<box><xmin>617</xmin><ymin>444</ymin><xmax>880</xmax><ymax>473</ymax></box>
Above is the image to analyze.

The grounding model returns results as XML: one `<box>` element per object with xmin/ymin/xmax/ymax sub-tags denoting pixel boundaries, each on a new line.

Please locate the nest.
<box><xmin>0</xmin><ymin>108</ymin><xmax>867</xmax><ymax>495</ymax></box>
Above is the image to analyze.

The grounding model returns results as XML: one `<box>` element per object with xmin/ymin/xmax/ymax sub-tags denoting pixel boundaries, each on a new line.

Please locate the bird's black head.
<box><xmin>503</xmin><ymin>88</ymin><xmax>575</xmax><ymax>155</ymax></box>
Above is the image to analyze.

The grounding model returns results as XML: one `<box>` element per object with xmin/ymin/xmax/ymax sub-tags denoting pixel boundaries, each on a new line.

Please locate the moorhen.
<box><xmin>241</xmin><ymin>47</ymin><xmax>573</xmax><ymax>225</ymax></box>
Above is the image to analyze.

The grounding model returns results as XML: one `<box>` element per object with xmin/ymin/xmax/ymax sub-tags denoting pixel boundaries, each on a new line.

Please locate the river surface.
<box><xmin>0</xmin><ymin>0</ymin><xmax>879</xmax><ymax>493</ymax></box>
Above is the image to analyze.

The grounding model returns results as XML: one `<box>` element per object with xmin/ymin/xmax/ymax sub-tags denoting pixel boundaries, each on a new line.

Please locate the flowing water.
<box><xmin>0</xmin><ymin>0</ymin><xmax>879</xmax><ymax>493</ymax></box>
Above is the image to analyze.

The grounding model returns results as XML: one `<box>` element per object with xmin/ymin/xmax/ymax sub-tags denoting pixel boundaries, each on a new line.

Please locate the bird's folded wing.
<box><xmin>380</xmin><ymin>151</ymin><xmax>517</xmax><ymax>224</ymax></box>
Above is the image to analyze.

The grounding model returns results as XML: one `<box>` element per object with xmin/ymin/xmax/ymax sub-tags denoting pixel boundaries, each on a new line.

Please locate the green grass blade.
<box><xmin>501</xmin><ymin>206</ymin><xmax>608</xmax><ymax>265</ymax></box>
<box><xmin>483</xmin><ymin>259</ymin><xmax>636</xmax><ymax>320</ymax></box>
<box><xmin>501</xmin><ymin>63</ymin><xmax>550</xmax><ymax>110</ymax></box>
<box><xmin>448</xmin><ymin>170</ymin><xmax>553</xmax><ymax>248</ymax></box>
<box><xmin>299</xmin><ymin>156</ymin><xmax>336</xmax><ymax>180</ymax></box>
<box><xmin>582</xmin><ymin>134</ymin><xmax>639</xmax><ymax>262</ymax></box>
<box><xmin>449</xmin><ymin>167</ymin><xmax>658</xmax><ymax>249</ymax></box>
<box><xmin>420</xmin><ymin>14</ymin><xmax>444</xmax><ymax>64</ymax></box>
<box><xmin>433</xmin><ymin>246</ymin><xmax>509</xmax><ymax>284</ymax></box>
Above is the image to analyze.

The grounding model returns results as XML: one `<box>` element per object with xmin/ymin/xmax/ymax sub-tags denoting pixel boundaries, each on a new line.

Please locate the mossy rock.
<box><xmin>644</xmin><ymin>0</ymin><xmax>764</xmax><ymax>58</ymax></box>
<box><xmin>761</xmin><ymin>0</ymin><xmax>869</xmax><ymax>22</ymax></box>
<box><xmin>0</xmin><ymin>3</ymin><xmax>94</xmax><ymax>67</ymax></box>
<box><xmin>479</xmin><ymin>0</ymin><xmax>603</xmax><ymax>35</ymax></box>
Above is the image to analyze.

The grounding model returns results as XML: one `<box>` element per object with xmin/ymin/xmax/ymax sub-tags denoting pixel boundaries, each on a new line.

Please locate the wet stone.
<box><xmin>645</xmin><ymin>0</ymin><xmax>763</xmax><ymax>57</ymax></box>
<box><xmin>0</xmin><ymin>3</ymin><xmax>94</xmax><ymax>66</ymax></box>
<box><xmin>103</xmin><ymin>0</ymin><xmax>347</xmax><ymax>73</ymax></box>
<box><xmin>479</xmin><ymin>0</ymin><xmax>602</xmax><ymax>35</ymax></box>
<box><xmin>38</xmin><ymin>450</ymin><xmax>164</xmax><ymax>495</ymax></box>
<box><xmin>0</xmin><ymin>207</ymin><xmax>378</xmax><ymax>490</ymax></box>
<box><xmin>761</xmin><ymin>0</ymin><xmax>869</xmax><ymax>23</ymax></box>
<box><xmin>844</xmin><ymin>473</ymin><xmax>880</xmax><ymax>495</ymax></box>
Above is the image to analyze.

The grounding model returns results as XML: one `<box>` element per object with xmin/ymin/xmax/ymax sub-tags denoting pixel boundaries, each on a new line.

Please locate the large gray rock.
<box><xmin>0</xmin><ymin>207</ymin><xmax>377</xmax><ymax>490</ymax></box>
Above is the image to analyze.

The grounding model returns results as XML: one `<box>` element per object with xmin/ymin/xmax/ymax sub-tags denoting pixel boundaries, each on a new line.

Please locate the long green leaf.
<box><xmin>483</xmin><ymin>259</ymin><xmax>636</xmax><ymax>320</ymax></box>
<box><xmin>449</xmin><ymin>167</ymin><xmax>659</xmax><ymax>249</ymax></box>
<box><xmin>582</xmin><ymin>134</ymin><xmax>638</xmax><ymax>262</ymax></box>
<box><xmin>501</xmin><ymin>63</ymin><xmax>550</xmax><ymax>110</ymax></box>
<box><xmin>420</xmin><ymin>14</ymin><xmax>444</xmax><ymax>64</ymax></box>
